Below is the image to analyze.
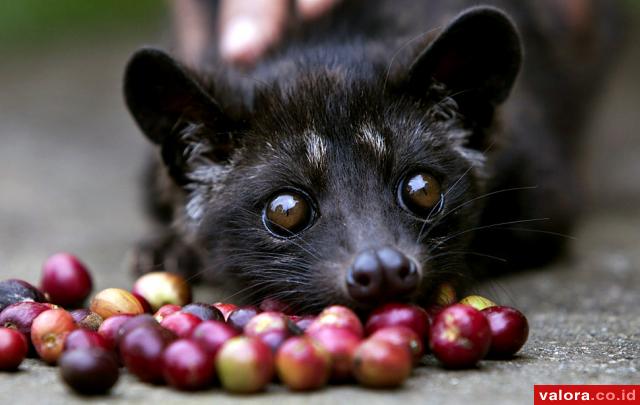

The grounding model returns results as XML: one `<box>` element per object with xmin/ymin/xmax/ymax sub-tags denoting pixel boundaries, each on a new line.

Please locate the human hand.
<box><xmin>219</xmin><ymin>0</ymin><xmax>341</xmax><ymax>65</ymax></box>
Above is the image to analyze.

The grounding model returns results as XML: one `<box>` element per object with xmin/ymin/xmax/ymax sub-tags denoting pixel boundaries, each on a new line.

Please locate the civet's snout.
<box><xmin>346</xmin><ymin>246</ymin><xmax>420</xmax><ymax>303</ymax></box>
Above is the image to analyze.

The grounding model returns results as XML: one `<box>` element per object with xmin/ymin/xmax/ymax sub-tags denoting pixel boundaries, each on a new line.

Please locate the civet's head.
<box><xmin>124</xmin><ymin>7</ymin><xmax>521</xmax><ymax>312</ymax></box>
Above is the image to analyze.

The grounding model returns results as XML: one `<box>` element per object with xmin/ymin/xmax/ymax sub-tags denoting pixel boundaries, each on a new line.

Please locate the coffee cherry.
<box><xmin>212</xmin><ymin>302</ymin><xmax>237</xmax><ymax>321</ymax></box>
<box><xmin>70</xmin><ymin>309</ymin><xmax>103</xmax><ymax>331</ymax></box>
<box><xmin>429</xmin><ymin>304</ymin><xmax>491</xmax><ymax>368</ymax></box>
<box><xmin>64</xmin><ymin>329</ymin><xmax>109</xmax><ymax>352</ymax></box>
<box><xmin>244</xmin><ymin>311</ymin><xmax>290</xmax><ymax>352</ymax></box>
<box><xmin>0</xmin><ymin>301</ymin><xmax>50</xmax><ymax>344</ymax></box>
<box><xmin>120</xmin><ymin>324</ymin><xmax>176</xmax><ymax>383</ymax></box>
<box><xmin>97</xmin><ymin>314</ymin><xmax>133</xmax><ymax>351</ymax></box>
<box><xmin>227</xmin><ymin>306</ymin><xmax>259</xmax><ymax>332</ymax></box>
<box><xmin>482</xmin><ymin>306</ymin><xmax>529</xmax><ymax>358</ymax></box>
<box><xmin>306</xmin><ymin>305</ymin><xmax>363</xmax><ymax>338</ymax></box>
<box><xmin>181</xmin><ymin>303</ymin><xmax>223</xmax><ymax>321</ymax></box>
<box><xmin>0</xmin><ymin>327</ymin><xmax>28</xmax><ymax>370</ymax></box>
<box><xmin>276</xmin><ymin>336</ymin><xmax>331</xmax><ymax>391</ymax></box>
<box><xmin>90</xmin><ymin>288</ymin><xmax>144</xmax><ymax>319</ymax></box>
<box><xmin>162</xmin><ymin>339</ymin><xmax>215</xmax><ymax>391</ymax></box>
<box><xmin>31</xmin><ymin>308</ymin><xmax>77</xmax><ymax>364</ymax></box>
<box><xmin>132</xmin><ymin>272</ymin><xmax>192</xmax><ymax>312</ymax></box>
<box><xmin>459</xmin><ymin>295</ymin><xmax>497</xmax><ymax>311</ymax></box>
<box><xmin>0</xmin><ymin>279</ymin><xmax>46</xmax><ymax>312</ymax></box>
<box><xmin>190</xmin><ymin>320</ymin><xmax>239</xmax><ymax>357</ymax></box>
<box><xmin>131</xmin><ymin>292</ymin><xmax>152</xmax><ymax>314</ymax></box>
<box><xmin>365</xmin><ymin>303</ymin><xmax>429</xmax><ymax>340</ymax></box>
<box><xmin>216</xmin><ymin>336</ymin><xmax>274</xmax><ymax>393</ymax></box>
<box><xmin>434</xmin><ymin>282</ymin><xmax>457</xmax><ymax>306</ymax></box>
<box><xmin>369</xmin><ymin>326</ymin><xmax>424</xmax><ymax>363</ymax></box>
<box><xmin>153</xmin><ymin>304</ymin><xmax>181</xmax><ymax>323</ymax></box>
<box><xmin>41</xmin><ymin>253</ymin><xmax>92</xmax><ymax>308</ymax></box>
<box><xmin>289</xmin><ymin>315</ymin><xmax>315</xmax><ymax>333</ymax></box>
<box><xmin>116</xmin><ymin>314</ymin><xmax>159</xmax><ymax>347</ymax></box>
<box><xmin>306</xmin><ymin>326</ymin><xmax>361</xmax><ymax>381</ymax></box>
<box><xmin>59</xmin><ymin>348</ymin><xmax>119</xmax><ymax>395</ymax></box>
<box><xmin>160</xmin><ymin>312</ymin><xmax>201</xmax><ymax>338</ymax></box>
<box><xmin>352</xmin><ymin>338</ymin><xmax>412</xmax><ymax>388</ymax></box>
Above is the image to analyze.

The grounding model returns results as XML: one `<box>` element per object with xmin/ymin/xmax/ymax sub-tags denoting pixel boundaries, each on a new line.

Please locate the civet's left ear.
<box><xmin>407</xmin><ymin>6</ymin><xmax>522</xmax><ymax>125</ymax></box>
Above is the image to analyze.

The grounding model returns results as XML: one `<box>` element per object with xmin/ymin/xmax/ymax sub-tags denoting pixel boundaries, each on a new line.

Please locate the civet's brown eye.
<box><xmin>263</xmin><ymin>191</ymin><xmax>314</xmax><ymax>237</ymax></box>
<box><xmin>399</xmin><ymin>172</ymin><xmax>443</xmax><ymax>216</ymax></box>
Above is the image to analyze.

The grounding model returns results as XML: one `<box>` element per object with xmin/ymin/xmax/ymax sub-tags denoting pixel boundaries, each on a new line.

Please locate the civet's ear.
<box><xmin>407</xmin><ymin>7</ymin><xmax>522</xmax><ymax>124</ymax></box>
<box><xmin>124</xmin><ymin>48</ymin><xmax>233</xmax><ymax>184</ymax></box>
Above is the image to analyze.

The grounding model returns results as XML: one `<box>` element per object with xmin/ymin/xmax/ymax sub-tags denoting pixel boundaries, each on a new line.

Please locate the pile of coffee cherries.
<box><xmin>0</xmin><ymin>253</ymin><xmax>529</xmax><ymax>395</ymax></box>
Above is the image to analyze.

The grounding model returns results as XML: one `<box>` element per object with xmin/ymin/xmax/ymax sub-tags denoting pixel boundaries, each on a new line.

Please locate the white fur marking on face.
<box><xmin>305</xmin><ymin>131</ymin><xmax>327</xmax><ymax>169</ymax></box>
<box><xmin>358</xmin><ymin>124</ymin><xmax>386</xmax><ymax>157</ymax></box>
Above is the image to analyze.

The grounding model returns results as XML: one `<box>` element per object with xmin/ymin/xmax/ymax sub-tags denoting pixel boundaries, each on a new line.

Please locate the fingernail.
<box><xmin>220</xmin><ymin>17</ymin><xmax>261</xmax><ymax>63</ymax></box>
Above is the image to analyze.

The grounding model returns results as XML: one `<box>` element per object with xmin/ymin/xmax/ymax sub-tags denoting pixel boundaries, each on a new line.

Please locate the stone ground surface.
<box><xmin>1</xmin><ymin>10</ymin><xmax>639</xmax><ymax>405</ymax></box>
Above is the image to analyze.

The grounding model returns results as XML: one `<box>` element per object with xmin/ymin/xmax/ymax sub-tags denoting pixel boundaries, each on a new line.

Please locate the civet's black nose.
<box><xmin>346</xmin><ymin>246</ymin><xmax>420</xmax><ymax>302</ymax></box>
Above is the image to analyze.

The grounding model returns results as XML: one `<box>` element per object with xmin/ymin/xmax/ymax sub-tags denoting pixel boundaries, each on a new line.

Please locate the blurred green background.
<box><xmin>0</xmin><ymin>0</ymin><xmax>163</xmax><ymax>50</ymax></box>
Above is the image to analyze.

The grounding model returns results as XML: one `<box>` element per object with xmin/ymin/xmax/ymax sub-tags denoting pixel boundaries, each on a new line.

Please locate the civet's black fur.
<box><xmin>124</xmin><ymin>0</ymin><xmax>622</xmax><ymax>312</ymax></box>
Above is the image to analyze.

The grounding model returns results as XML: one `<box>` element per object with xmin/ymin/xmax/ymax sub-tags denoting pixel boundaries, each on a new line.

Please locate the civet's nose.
<box><xmin>346</xmin><ymin>246</ymin><xmax>420</xmax><ymax>302</ymax></box>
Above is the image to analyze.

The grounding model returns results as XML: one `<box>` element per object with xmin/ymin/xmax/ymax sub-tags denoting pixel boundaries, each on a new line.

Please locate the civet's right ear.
<box><xmin>124</xmin><ymin>48</ymin><xmax>234</xmax><ymax>184</ymax></box>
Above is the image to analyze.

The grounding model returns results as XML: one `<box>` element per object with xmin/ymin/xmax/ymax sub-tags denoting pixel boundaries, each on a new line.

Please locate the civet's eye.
<box><xmin>398</xmin><ymin>171</ymin><xmax>443</xmax><ymax>217</ymax></box>
<box><xmin>263</xmin><ymin>190</ymin><xmax>315</xmax><ymax>237</ymax></box>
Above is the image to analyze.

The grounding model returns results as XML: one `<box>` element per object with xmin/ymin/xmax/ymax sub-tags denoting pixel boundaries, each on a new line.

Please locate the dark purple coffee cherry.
<box><xmin>181</xmin><ymin>302</ymin><xmax>223</xmax><ymax>321</ymax></box>
<box><xmin>59</xmin><ymin>348</ymin><xmax>119</xmax><ymax>395</ymax></box>
<box><xmin>0</xmin><ymin>279</ymin><xmax>46</xmax><ymax>312</ymax></box>
<box><xmin>227</xmin><ymin>306</ymin><xmax>259</xmax><ymax>332</ymax></box>
<box><xmin>120</xmin><ymin>324</ymin><xmax>176</xmax><ymax>383</ymax></box>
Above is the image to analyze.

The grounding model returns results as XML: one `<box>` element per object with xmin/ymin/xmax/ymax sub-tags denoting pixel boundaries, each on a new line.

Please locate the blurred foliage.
<box><xmin>0</xmin><ymin>0</ymin><xmax>164</xmax><ymax>48</ymax></box>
